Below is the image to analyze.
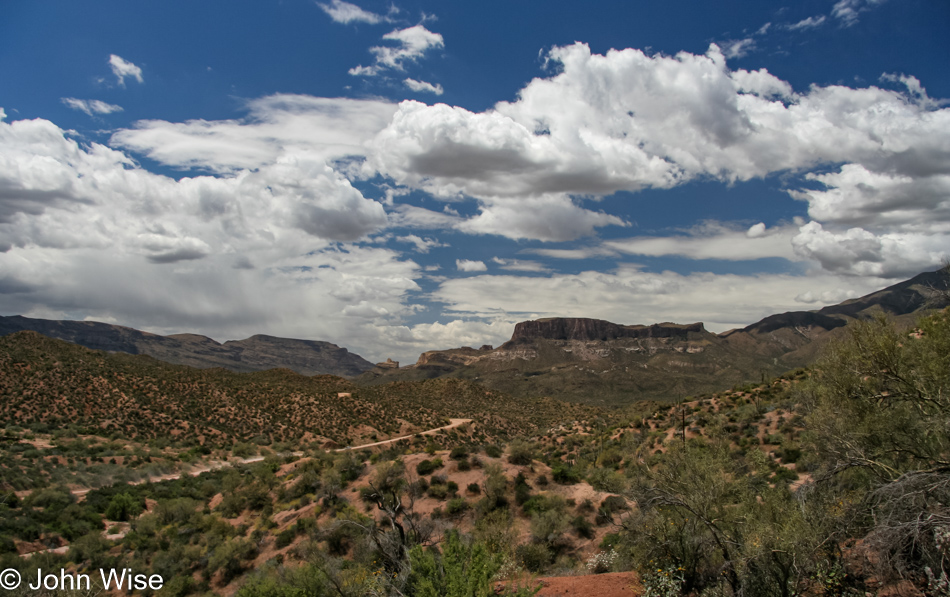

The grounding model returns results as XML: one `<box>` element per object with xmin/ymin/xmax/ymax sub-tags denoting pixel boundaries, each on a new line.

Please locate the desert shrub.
<box><xmin>104</xmin><ymin>492</ymin><xmax>143</xmax><ymax>521</ymax></box>
<box><xmin>427</xmin><ymin>484</ymin><xmax>448</xmax><ymax>500</ymax></box>
<box><xmin>507</xmin><ymin>440</ymin><xmax>534</xmax><ymax>465</ymax></box>
<box><xmin>449</xmin><ymin>446</ymin><xmax>469</xmax><ymax>460</ymax></box>
<box><xmin>208</xmin><ymin>538</ymin><xmax>258</xmax><ymax>584</ymax></box>
<box><xmin>530</xmin><ymin>509</ymin><xmax>570</xmax><ymax>547</ymax></box>
<box><xmin>550</xmin><ymin>462</ymin><xmax>581</xmax><ymax>485</ymax></box>
<box><xmin>514</xmin><ymin>473</ymin><xmax>532</xmax><ymax>506</ymax></box>
<box><xmin>67</xmin><ymin>531</ymin><xmax>112</xmax><ymax>569</ymax></box>
<box><xmin>456</xmin><ymin>458</ymin><xmax>471</xmax><ymax>472</ymax></box>
<box><xmin>515</xmin><ymin>543</ymin><xmax>552</xmax><ymax>573</ymax></box>
<box><xmin>484</xmin><ymin>445</ymin><xmax>503</xmax><ymax>458</ymax></box>
<box><xmin>466</xmin><ymin>482</ymin><xmax>481</xmax><ymax>495</ymax></box>
<box><xmin>571</xmin><ymin>515</ymin><xmax>594</xmax><ymax>539</ymax></box>
<box><xmin>408</xmin><ymin>531</ymin><xmax>538</xmax><ymax>597</ymax></box>
<box><xmin>480</xmin><ymin>463</ymin><xmax>508</xmax><ymax>511</ymax></box>
<box><xmin>275</xmin><ymin>528</ymin><xmax>296</xmax><ymax>549</ymax></box>
<box><xmin>410</xmin><ymin>478</ymin><xmax>430</xmax><ymax>498</ymax></box>
<box><xmin>445</xmin><ymin>497</ymin><xmax>469</xmax><ymax>517</ymax></box>
<box><xmin>416</xmin><ymin>458</ymin><xmax>443</xmax><ymax>476</ymax></box>
<box><xmin>587</xmin><ymin>468</ymin><xmax>626</xmax><ymax>493</ymax></box>
<box><xmin>771</xmin><ymin>467</ymin><xmax>799</xmax><ymax>484</ymax></box>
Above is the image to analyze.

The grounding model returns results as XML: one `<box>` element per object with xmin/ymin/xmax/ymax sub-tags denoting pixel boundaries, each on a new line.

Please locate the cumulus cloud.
<box><xmin>459</xmin><ymin>195</ymin><xmax>627</xmax><ymax>242</ymax></box>
<box><xmin>112</xmin><ymin>94</ymin><xmax>397</xmax><ymax>173</ymax></box>
<box><xmin>792</xmin><ymin>222</ymin><xmax>948</xmax><ymax>278</ymax></box>
<box><xmin>108</xmin><ymin>54</ymin><xmax>143</xmax><ymax>86</ymax></box>
<box><xmin>349</xmin><ymin>25</ymin><xmax>444</xmax><ymax>76</ymax></box>
<box><xmin>367</xmin><ymin>41</ymin><xmax>950</xmax><ymax>268</ymax></box>
<box><xmin>0</xmin><ymin>109</ymin><xmax>420</xmax><ymax>362</ymax></box>
<box><xmin>371</xmin><ymin>42</ymin><xmax>950</xmax><ymax>197</ymax></box>
<box><xmin>404</xmin><ymin>78</ymin><xmax>444</xmax><ymax>95</ymax></box>
<box><xmin>61</xmin><ymin>98</ymin><xmax>123</xmax><ymax>117</ymax></box>
<box><xmin>456</xmin><ymin>259</ymin><xmax>487</xmax><ymax>272</ymax></box>
<box><xmin>396</xmin><ymin>234</ymin><xmax>445</xmax><ymax>253</ymax></box>
<box><xmin>0</xmin><ymin>112</ymin><xmax>390</xmax><ymax>263</ymax></box>
<box><xmin>605</xmin><ymin>222</ymin><xmax>799</xmax><ymax>261</ymax></box>
<box><xmin>432</xmin><ymin>266</ymin><xmax>889</xmax><ymax>333</ymax></box>
<box><xmin>317</xmin><ymin>0</ymin><xmax>383</xmax><ymax>24</ymax></box>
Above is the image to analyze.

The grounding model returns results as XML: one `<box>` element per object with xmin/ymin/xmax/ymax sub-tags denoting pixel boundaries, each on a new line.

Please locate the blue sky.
<box><xmin>1</xmin><ymin>0</ymin><xmax>948</xmax><ymax>363</ymax></box>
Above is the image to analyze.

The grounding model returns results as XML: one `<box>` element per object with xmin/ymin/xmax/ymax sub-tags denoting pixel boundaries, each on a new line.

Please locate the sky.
<box><xmin>1</xmin><ymin>0</ymin><xmax>949</xmax><ymax>364</ymax></box>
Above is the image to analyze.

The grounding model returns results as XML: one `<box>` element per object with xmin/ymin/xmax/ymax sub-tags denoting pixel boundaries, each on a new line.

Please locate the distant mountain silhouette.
<box><xmin>0</xmin><ymin>316</ymin><xmax>374</xmax><ymax>377</ymax></box>
<box><xmin>356</xmin><ymin>270</ymin><xmax>950</xmax><ymax>405</ymax></box>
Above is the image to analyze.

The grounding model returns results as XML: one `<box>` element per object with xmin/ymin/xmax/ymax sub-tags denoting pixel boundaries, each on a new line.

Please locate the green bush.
<box><xmin>275</xmin><ymin>528</ymin><xmax>296</xmax><ymax>549</ymax></box>
<box><xmin>571</xmin><ymin>515</ymin><xmax>594</xmax><ymax>539</ymax></box>
<box><xmin>484</xmin><ymin>445</ymin><xmax>502</xmax><ymax>458</ymax></box>
<box><xmin>507</xmin><ymin>440</ymin><xmax>534</xmax><ymax>465</ymax></box>
<box><xmin>427</xmin><ymin>484</ymin><xmax>448</xmax><ymax>500</ymax></box>
<box><xmin>515</xmin><ymin>543</ymin><xmax>552</xmax><ymax>573</ymax></box>
<box><xmin>416</xmin><ymin>458</ymin><xmax>443</xmax><ymax>476</ymax></box>
<box><xmin>550</xmin><ymin>462</ymin><xmax>581</xmax><ymax>484</ymax></box>
<box><xmin>104</xmin><ymin>492</ymin><xmax>143</xmax><ymax>522</ymax></box>
<box><xmin>445</xmin><ymin>497</ymin><xmax>469</xmax><ymax>516</ymax></box>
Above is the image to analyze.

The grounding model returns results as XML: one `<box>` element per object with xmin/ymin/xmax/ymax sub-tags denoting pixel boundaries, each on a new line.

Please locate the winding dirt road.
<box><xmin>333</xmin><ymin>418</ymin><xmax>472</xmax><ymax>451</ymax></box>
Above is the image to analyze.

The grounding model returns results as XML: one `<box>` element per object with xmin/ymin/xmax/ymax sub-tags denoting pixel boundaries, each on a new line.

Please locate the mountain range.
<box><xmin>0</xmin><ymin>316</ymin><xmax>374</xmax><ymax>377</ymax></box>
<box><xmin>1</xmin><ymin>269</ymin><xmax>946</xmax><ymax>405</ymax></box>
<box><xmin>356</xmin><ymin>270</ymin><xmax>949</xmax><ymax>405</ymax></box>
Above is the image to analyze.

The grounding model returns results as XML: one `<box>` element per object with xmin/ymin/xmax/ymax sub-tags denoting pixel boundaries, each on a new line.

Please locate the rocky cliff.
<box><xmin>504</xmin><ymin>318</ymin><xmax>705</xmax><ymax>345</ymax></box>
<box><xmin>357</xmin><ymin>270</ymin><xmax>949</xmax><ymax>406</ymax></box>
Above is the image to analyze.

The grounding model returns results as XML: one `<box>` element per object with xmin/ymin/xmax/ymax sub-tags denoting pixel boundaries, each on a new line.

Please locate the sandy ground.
<box><xmin>500</xmin><ymin>571</ymin><xmax>642</xmax><ymax>596</ymax></box>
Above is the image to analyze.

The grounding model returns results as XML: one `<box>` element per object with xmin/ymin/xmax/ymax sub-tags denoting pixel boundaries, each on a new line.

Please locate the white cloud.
<box><xmin>0</xmin><ymin>111</ymin><xmax>429</xmax><ymax>363</ymax></box>
<box><xmin>792</xmin><ymin>222</ymin><xmax>948</xmax><ymax>278</ymax></box>
<box><xmin>0</xmin><ymin>112</ymin><xmax>389</xmax><ymax>257</ymax></box>
<box><xmin>491</xmin><ymin>257</ymin><xmax>551</xmax><ymax>273</ymax></box>
<box><xmin>404</xmin><ymin>78</ymin><xmax>444</xmax><ymax>95</ymax></box>
<box><xmin>525</xmin><ymin>246</ymin><xmax>619</xmax><ymax>260</ymax></box>
<box><xmin>367</xmin><ymin>42</ymin><xmax>950</xmax><ymax>268</ymax></box>
<box><xmin>604</xmin><ymin>222</ymin><xmax>799</xmax><ymax>261</ymax></box>
<box><xmin>317</xmin><ymin>0</ymin><xmax>383</xmax><ymax>24</ymax></box>
<box><xmin>832</xmin><ymin>0</ymin><xmax>886</xmax><ymax>27</ymax></box>
<box><xmin>61</xmin><ymin>98</ymin><xmax>123</xmax><ymax>117</ymax></box>
<box><xmin>372</xmin><ymin>41</ymin><xmax>950</xmax><ymax>196</ymax></box>
<box><xmin>388</xmin><ymin>204</ymin><xmax>462</xmax><ymax>229</ymax></box>
<box><xmin>112</xmin><ymin>94</ymin><xmax>397</xmax><ymax>173</ymax></box>
<box><xmin>787</xmin><ymin>15</ymin><xmax>827</xmax><ymax>30</ymax></box>
<box><xmin>792</xmin><ymin>165</ymin><xmax>950</xmax><ymax>230</ymax></box>
<box><xmin>108</xmin><ymin>54</ymin><xmax>143</xmax><ymax>86</ymax></box>
<box><xmin>458</xmin><ymin>195</ymin><xmax>627</xmax><ymax>242</ymax></box>
<box><xmin>396</xmin><ymin>234</ymin><xmax>445</xmax><ymax>253</ymax></box>
<box><xmin>432</xmin><ymin>266</ymin><xmax>890</xmax><ymax>333</ymax></box>
<box><xmin>350</xmin><ymin>25</ymin><xmax>444</xmax><ymax>76</ymax></box>
<box><xmin>795</xmin><ymin>288</ymin><xmax>858</xmax><ymax>305</ymax></box>
<box><xmin>722</xmin><ymin>38</ymin><xmax>755</xmax><ymax>59</ymax></box>
<box><xmin>456</xmin><ymin>259</ymin><xmax>487</xmax><ymax>272</ymax></box>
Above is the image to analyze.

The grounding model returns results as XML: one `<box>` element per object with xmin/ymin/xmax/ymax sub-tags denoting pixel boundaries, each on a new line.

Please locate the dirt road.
<box><xmin>334</xmin><ymin>418</ymin><xmax>472</xmax><ymax>451</ymax></box>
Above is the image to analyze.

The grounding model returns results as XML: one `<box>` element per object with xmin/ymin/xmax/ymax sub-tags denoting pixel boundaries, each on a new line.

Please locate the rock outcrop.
<box><xmin>504</xmin><ymin>318</ymin><xmax>704</xmax><ymax>345</ymax></box>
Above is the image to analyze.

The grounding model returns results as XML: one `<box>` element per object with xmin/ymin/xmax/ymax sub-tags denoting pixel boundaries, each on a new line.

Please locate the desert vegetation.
<box><xmin>1</xmin><ymin>308</ymin><xmax>948</xmax><ymax>595</ymax></box>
